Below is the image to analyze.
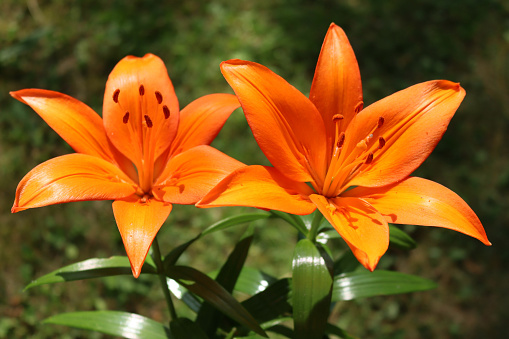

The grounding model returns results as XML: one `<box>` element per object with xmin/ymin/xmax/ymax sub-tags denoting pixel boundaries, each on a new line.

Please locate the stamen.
<box><xmin>354</xmin><ymin>101</ymin><xmax>364</xmax><ymax>114</ymax></box>
<box><xmin>378</xmin><ymin>136</ymin><xmax>386</xmax><ymax>149</ymax></box>
<box><xmin>337</xmin><ymin>132</ymin><xmax>345</xmax><ymax>148</ymax></box>
<box><xmin>139</xmin><ymin>85</ymin><xmax>145</xmax><ymax>96</ymax></box>
<box><xmin>122</xmin><ymin>112</ymin><xmax>129</xmax><ymax>124</ymax></box>
<box><xmin>155</xmin><ymin>91</ymin><xmax>163</xmax><ymax>104</ymax></box>
<box><xmin>378</xmin><ymin>117</ymin><xmax>385</xmax><ymax>128</ymax></box>
<box><xmin>113</xmin><ymin>89</ymin><xmax>120</xmax><ymax>103</ymax></box>
<box><xmin>332</xmin><ymin>114</ymin><xmax>344</xmax><ymax>122</ymax></box>
<box><xmin>163</xmin><ymin>105</ymin><xmax>170</xmax><ymax>119</ymax></box>
<box><xmin>365</xmin><ymin>152</ymin><xmax>374</xmax><ymax>164</ymax></box>
<box><xmin>144</xmin><ymin>115</ymin><xmax>153</xmax><ymax>128</ymax></box>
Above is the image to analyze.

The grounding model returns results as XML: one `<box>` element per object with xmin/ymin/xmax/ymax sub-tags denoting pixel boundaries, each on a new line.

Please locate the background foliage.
<box><xmin>1</xmin><ymin>0</ymin><xmax>508</xmax><ymax>338</ymax></box>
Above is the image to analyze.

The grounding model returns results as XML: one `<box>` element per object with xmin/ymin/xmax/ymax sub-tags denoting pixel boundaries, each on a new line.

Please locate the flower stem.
<box><xmin>307</xmin><ymin>212</ymin><xmax>323</xmax><ymax>243</ymax></box>
<box><xmin>151</xmin><ymin>236</ymin><xmax>178</xmax><ymax>320</ymax></box>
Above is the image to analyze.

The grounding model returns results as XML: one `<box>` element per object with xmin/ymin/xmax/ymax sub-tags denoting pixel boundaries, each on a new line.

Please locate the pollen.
<box><xmin>163</xmin><ymin>105</ymin><xmax>170</xmax><ymax>119</ymax></box>
<box><xmin>144</xmin><ymin>115</ymin><xmax>153</xmax><ymax>128</ymax></box>
<box><xmin>365</xmin><ymin>152</ymin><xmax>374</xmax><ymax>164</ymax></box>
<box><xmin>139</xmin><ymin>84</ymin><xmax>145</xmax><ymax>96</ymax></box>
<box><xmin>378</xmin><ymin>136</ymin><xmax>386</xmax><ymax>149</ymax></box>
<box><xmin>155</xmin><ymin>91</ymin><xmax>163</xmax><ymax>104</ymax></box>
<box><xmin>354</xmin><ymin>101</ymin><xmax>364</xmax><ymax>114</ymax></box>
<box><xmin>332</xmin><ymin>114</ymin><xmax>344</xmax><ymax>122</ymax></box>
<box><xmin>122</xmin><ymin>112</ymin><xmax>129</xmax><ymax>124</ymax></box>
<box><xmin>113</xmin><ymin>89</ymin><xmax>120</xmax><ymax>103</ymax></box>
<box><xmin>337</xmin><ymin>132</ymin><xmax>345</xmax><ymax>148</ymax></box>
<box><xmin>378</xmin><ymin>117</ymin><xmax>385</xmax><ymax>128</ymax></box>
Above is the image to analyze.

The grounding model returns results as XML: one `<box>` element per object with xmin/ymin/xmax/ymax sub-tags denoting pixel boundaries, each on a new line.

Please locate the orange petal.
<box><xmin>10</xmin><ymin>89</ymin><xmax>117</xmax><ymax>161</ymax></box>
<box><xmin>103</xmin><ymin>54</ymin><xmax>180</xmax><ymax>170</ymax></box>
<box><xmin>169</xmin><ymin>93</ymin><xmax>240</xmax><ymax>155</ymax></box>
<box><xmin>153</xmin><ymin>145</ymin><xmax>245</xmax><ymax>204</ymax></box>
<box><xmin>344</xmin><ymin>177</ymin><xmax>491</xmax><ymax>245</ymax></box>
<box><xmin>198</xmin><ymin>165</ymin><xmax>316</xmax><ymax>215</ymax></box>
<box><xmin>12</xmin><ymin>154</ymin><xmax>137</xmax><ymax>212</ymax></box>
<box><xmin>310</xmin><ymin>194</ymin><xmax>389</xmax><ymax>271</ymax></box>
<box><xmin>221</xmin><ymin>60</ymin><xmax>327</xmax><ymax>184</ymax></box>
<box><xmin>113</xmin><ymin>197</ymin><xmax>172</xmax><ymax>278</ymax></box>
<box><xmin>309</xmin><ymin>23</ymin><xmax>363</xmax><ymax>160</ymax></box>
<box><xmin>339</xmin><ymin>80</ymin><xmax>466</xmax><ymax>189</ymax></box>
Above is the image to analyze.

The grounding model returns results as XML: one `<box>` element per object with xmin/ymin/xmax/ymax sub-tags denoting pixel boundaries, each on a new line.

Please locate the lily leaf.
<box><xmin>270</xmin><ymin>210</ymin><xmax>308</xmax><ymax>235</ymax></box>
<box><xmin>333</xmin><ymin>250</ymin><xmax>360</xmax><ymax>275</ymax></box>
<box><xmin>389</xmin><ymin>224</ymin><xmax>417</xmax><ymax>250</ymax></box>
<box><xmin>169</xmin><ymin>317</ymin><xmax>207</xmax><ymax>339</ymax></box>
<box><xmin>332</xmin><ymin>270</ymin><xmax>437</xmax><ymax>301</ymax></box>
<box><xmin>166</xmin><ymin>265</ymin><xmax>266</xmax><ymax>337</ymax></box>
<box><xmin>324</xmin><ymin>323</ymin><xmax>359</xmax><ymax>339</ymax></box>
<box><xmin>242</xmin><ymin>279</ymin><xmax>292</xmax><ymax>324</ymax></box>
<box><xmin>43</xmin><ymin>311</ymin><xmax>170</xmax><ymax>339</ymax></box>
<box><xmin>25</xmin><ymin>256</ymin><xmax>156</xmax><ymax>290</ymax></box>
<box><xmin>292</xmin><ymin>239</ymin><xmax>333</xmax><ymax>339</ymax></box>
<box><xmin>163</xmin><ymin>234</ymin><xmax>201</xmax><ymax>269</ymax></box>
<box><xmin>202</xmin><ymin>212</ymin><xmax>270</xmax><ymax>236</ymax></box>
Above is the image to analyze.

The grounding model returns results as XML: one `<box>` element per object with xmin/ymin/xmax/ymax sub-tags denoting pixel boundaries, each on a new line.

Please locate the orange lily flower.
<box><xmin>199</xmin><ymin>24</ymin><xmax>490</xmax><ymax>270</ymax></box>
<box><xmin>11</xmin><ymin>54</ymin><xmax>244</xmax><ymax>277</ymax></box>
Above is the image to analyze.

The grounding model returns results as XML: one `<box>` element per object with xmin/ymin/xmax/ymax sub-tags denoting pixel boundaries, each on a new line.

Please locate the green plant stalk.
<box><xmin>151</xmin><ymin>237</ymin><xmax>178</xmax><ymax>320</ymax></box>
<box><xmin>307</xmin><ymin>212</ymin><xmax>323</xmax><ymax>243</ymax></box>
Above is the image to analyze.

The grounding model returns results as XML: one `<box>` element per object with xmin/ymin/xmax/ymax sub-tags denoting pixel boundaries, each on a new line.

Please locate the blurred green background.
<box><xmin>1</xmin><ymin>0</ymin><xmax>508</xmax><ymax>338</ymax></box>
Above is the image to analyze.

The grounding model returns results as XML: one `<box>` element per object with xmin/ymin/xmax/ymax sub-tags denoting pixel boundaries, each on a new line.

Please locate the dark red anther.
<box><xmin>365</xmin><ymin>152</ymin><xmax>374</xmax><ymax>164</ymax></box>
<box><xmin>139</xmin><ymin>85</ymin><xmax>145</xmax><ymax>96</ymax></box>
<box><xmin>122</xmin><ymin>112</ymin><xmax>129</xmax><ymax>124</ymax></box>
<box><xmin>144</xmin><ymin>115</ymin><xmax>153</xmax><ymax>128</ymax></box>
<box><xmin>163</xmin><ymin>105</ymin><xmax>170</xmax><ymax>119</ymax></box>
<box><xmin>155</xmin><ymin>91</ymin><xmax>163</xmax><ymax>104</ymax></box>
<box><xmin>378</xmin><ymin>136</ymin><xmax>386</xmax><ymax>149</ymax></box>
<box><xmin>113</xmin><ymin>89</ymin><xmax>120</xmax><ymax>103</ymax></box>
<box><xmin>377</xmin><ymin>117</ymin><xmax>384</xmax><ymax>128</ymax></box>
<box><xmin>337</xmin><ymin>132</ymin><xmax>345</xmax><ymax>148</ymax></box>
<box><xmin>332</xmin><ymin>114</ymin><xmax>344</xmax><ymax>122</ymax></box>
<box><xmin>354</xmin><ymin>101</ymin><xmax>364</xmax><ymax>113</ymax></box>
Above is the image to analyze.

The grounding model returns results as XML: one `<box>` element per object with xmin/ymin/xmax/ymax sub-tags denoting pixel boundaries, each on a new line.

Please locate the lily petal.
<box><xmin>339</xmin><ymin>80</ymin><xmax>465</xmax><ymax>190</ymax></box>
<box><xmin>113</xmin><ymin>197</ymin><xmax>172</xmax><ymax>278</ymax></box>
<box><xmin>103</xmin><ymin>54</ymin><xmax>180</xmax><ymax>168</ymax></box>
<box><xmin>221</xmin><ymin>60</ymin><xmax>327</xmax><ymax>184</ymax></box>
<box><xmin>10</xmin><ymin>89</ymin><xmax>117</xmax><ymax>162</ymax></box>
<box><xmin>310</xmin><ymin>194</ymin><xmax>389</xmax><ymax>271</ymax></box>
<box><xmin>198</xmin><ymin>165</ymin><xmax>316</xmax><ymax>215</ymax></box>
<box><xmin>153</xmin><ymin>145</ymin><xmax>244</xmax><ymax>204</ymax></box>
<box><xmin>344</xmin><ymin>177</ymin><xmax>491</xmax><ymax>245</ymax></box>
<box><xmin>12</xmin><ymin>154</ymin><xmax>137</xmax><ymax>212</ymax></box>
<box><xmin>169</xmin><ymin>93</ymin><xmax>240</xmax><ymax>155</ymax></box>
<box><xmin>309</xmin><ymin>23</ymin><xmax>363</xmax><ymax>160</ymax></box>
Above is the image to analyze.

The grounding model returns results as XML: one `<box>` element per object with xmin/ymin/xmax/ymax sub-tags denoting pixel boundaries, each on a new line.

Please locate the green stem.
<box><xmin>307</xmin><ymin>212</ymin><xmax>323</xmax><ymax>243</ymax></box>
<box><xmin>151</xmin><ymin>236</ymin><xmax>178</xmax><ymax>320</ymax></box>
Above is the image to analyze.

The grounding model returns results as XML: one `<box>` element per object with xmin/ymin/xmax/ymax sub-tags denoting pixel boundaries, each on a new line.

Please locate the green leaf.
<box><xmin>270</xmin><ymin>210</ymin><xmax>308</xmax><ymax>235</ymax></box>
<box><xmin>291</xmin><ymin>239</ymin><xmax>333</xmax><ymax>339</ymax></box>
<box><xmin>242</xmin><ymin>279</ymin><xmax>292</xmax><ymax>324</ymax></box>
<box><xmin>333</xmin><ymin>250</ymin><xmax>360</xmax><ymax>275</ymax></box>
<box><xmin>163</xmin><ymin>235</ymin><xmax>201</xmax><ymax>269</ymax></box>
<box><xmin>166</xmin><ymin>265</ymin><xmax>266</xmax><ymax>337</ymax></box>
<box><xmin>231</xmin><ymin>267</ymin><xmax>276</xmax><ymax>296</ymax></box>
<box><xmin>324</xmin><ymin>323</ymin><xmax>359</xmax><ymax>339</ymax></box>
<box><xmin>25</xmin><ymin>256</ymin><xmax>156</xmax><ymax>290</ymax></box>
<box><xmin>332</xmin><ymin>270</ymin><xmax>437</xmax><ymax>301</ymax></box>
<box><xmin>202</xmin><ymin>212</ymin><xmax>270</xmax><ymax>236</ymax></box>
<box><xmin>169</xmin><ymin>318</ymin><xmax>207</xmax><ymax>339</ymax></box>
<box><xmin>43</xmin><ymin>311</ymin><xmax>170</xmax><ymax>339</ymax></box>
<box><xmin>389</xmin><ymin>224</ymin><xmax>417</xmax><ymax>250</ymax></box>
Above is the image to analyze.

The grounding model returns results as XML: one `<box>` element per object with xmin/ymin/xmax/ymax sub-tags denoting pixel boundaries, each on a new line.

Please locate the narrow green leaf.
<box><xmin>333</xmin><ymin>250</ymin><xmax>360</xmax><ymax>275</ymax></box>
<box><xmin>270</xmin><ymin>210</ymin><xmax>308</xmax><ymax>235</ymax></box>
<box><xmin>163</xmin><ymin>234</ymin><xmax>201</xmax><ymax>269</ymax></box>
<box><xmin>242</xmin><ymin>279</ymin><xmax>292</xmax><ymax>324</ymax></box>
<box><xmin>43</xmin><ymin>311</ymin><xmax>170</xmax><ymax>339</ymax></box>
<box><xmin>230</xmin><ymin>267</ymin><xmax>276</xmax><ymax>296</ymax></box>
<box><xmin>324</xmin><ymin>323</ymin><xmax>359</xmax><ymax>339</ymax></box>
<box><xmin>169</xmin><ymin>318</ymin><xmax>207</xmax><ymax>339</ymax></box>
<box><xmin>332</xmin><ymin>270</ymin><xmax>437</xmax><ymax>301</ymax></box>
<box><xmin>166</xmin><ymin>265</ymin><xmax>266</xmax><ymax>337</ymax></box>
<box><xmin>25</xmin><ymin>257</ymin><xmax>156</xmax><ymax>290</ymax></box>
<box><xmin>389</xmin><ymin>224</ymin><xmax>417</xmax><ymax>250</ymax></box>
<box><xmin>202</xmin><ymin>212</ymin><xmax>271</xmax><ymax>236</ymax></box>
<box><xmin>292</xmin><ymin>239</ymin><xmax>333</xmax><ymax>339</ymax></box>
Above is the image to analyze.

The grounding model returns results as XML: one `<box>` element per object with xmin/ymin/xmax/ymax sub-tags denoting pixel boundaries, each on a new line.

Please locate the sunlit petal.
<box><xmin>12</xmin><ymin>154</ymin><xmax>137</xmax><ymax>212</ymax></box>
<box><xmin>221</xmin><ymin>60</ymin><xmax>327</xmax><ymax>184</ymax></box>
<box><xmin>310</xmin><ymin>194</ymin><xmax>389</xmax><ymax>271</ymax></box>
<box><xmin>344</xmin><ymin>177</ymin><xmax>491</xmax><ymax>245</ymax></box>
<box><xmin>113</xmin><ymin>197</ymin><xmax>172</xmax><ymax>278</ymax></box>
<box><xmin>153</xmin><ymin>145</ymin><xmax>244</xmax><ymax>204</ymax></box>
<box><xmin>198</xmin><ymin>165</ymin><xmax>316</xmax><ymax>215</ymax></box>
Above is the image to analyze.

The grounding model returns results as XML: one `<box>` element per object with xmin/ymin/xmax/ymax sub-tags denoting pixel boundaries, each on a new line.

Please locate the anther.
<box><xmin>155</xmin><ymin>91</ymin><xmax>163</xmax><ymax>104</ymax></box>
<box><xmin>139</xmin><ymin>85</ymin><xmax>145</xmax><ymax>96</ymax></box>
<box><xmin>337</xmin><ymin>132</ymin><xmax>345</xmax><ymax>148</ymax></box>
<box><xmin>377</xmin><ymin>117</ymin><xmax>385</xmax><ymax>128</ymax></box>
<box><xmin>113</xmin><ymin>89</ymin><xmax>120</xmax><ymax>103</ymax></box>
<box><xmin>122</xmin><ymin>112</ymin><xmax>129</xmax><ymax>124</ymax></box>
<box><xmin>163</xmin><ymin>105</ymin><xmax>170</xmax><ymax>119</ymax></box>
<box><xmin>354</xmin><ymin>101</ymin><xmax>364</xmax><ymax>114</ymax></box>
<box><xmin>144</xmin><ymin>115</ymin><xmax>153</xmax><ymax>128</ymax></box>
<box><xmin>378</xmin><ymin>136</ymin><xmax>386</xmax><ymax>149</ymax></box>
<box><xmin>332</xmin><ymin>114</ymin><xmax>344</xmax><ymax>122</ymax></box>
<box><xmin>365</xmin><ymin>152</ymin><xmax>374</xmax><ymax>164</ymax></box>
